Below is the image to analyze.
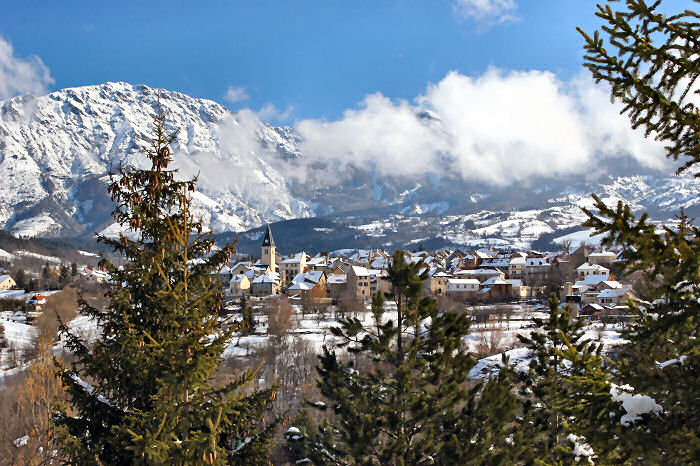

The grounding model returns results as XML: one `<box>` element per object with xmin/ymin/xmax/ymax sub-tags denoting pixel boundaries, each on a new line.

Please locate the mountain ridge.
<box><xmin>1</xmin><ymin>82</ymin><xmax>697</xmax><ymax>250</ymax></box>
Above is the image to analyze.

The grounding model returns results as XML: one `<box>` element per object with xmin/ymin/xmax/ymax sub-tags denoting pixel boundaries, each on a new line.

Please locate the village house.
<box><xmin>508</xmin><ymin>256</ymin><xmax>526</xmax><ymax>280</ymax></box>
<box><xmin>588</xmin><ymin>251</ymin><xmax>617</xmax><ymax>266</ymax></box>
<box><xmin>26</xmin><ymin>294</ymin><xmax>49</xmax><ymax>321</ymax></box>
<box><xmin>306</xmin><ymin>254</ymin><xmax>329</xmax><ymax>271</ymax></box>
<box><xmin>279</xmin><ymin>252</ymin><xmax>308</xmax><ymax>284</ymax></box>
<box><xmin>525</xmin><ymin>257</ymin><xmax>550</xmax><ymax>284</ymax></box>
<box><xmin>229</xmin><ymin>273</ymin><xmax>251</xmax><ymax>297</ymax></box>
<box><xmin>347</xmin><ymin>265</ymin><xmax>371</xmax><ymax>300</ymax></box>
<box><xmin>446</xmin><ymin>278</ymin><xmax>480</xmax><ymax>298</ymax></box>
<box><xmin>597</xmin><ymin>285</ymin><xmax>636</xmax><ymax>306</ymax></box>
<box><xmin>287</xmin><ymin>270</ymin><xmax>327</xmax><ymax>297</ymax></box>
<box><xmin>455</xmin><ymin>268</ymin><xmax>504</xmax><ymax>283</ymax></box>
<box><xmin>0</xmin><ymin>274</ymin><xmax>16</xmax><ymax>291</ymax></box>
<box><xmin>326</xmin><ymin>273</ymin><xmax>347</xmax><ymax>299</ymax></box>
<box><xmin>423</xmin><ymin>270</ymin><xmax>451</xmax><ymax>296</ymax></box>
<box><xmin>251</xmin><ymin>272</ymin><xmax>281</xmax><ymax>297</ymax></box>
<box><xmin>579</xmin><ymin>279</ymin><xmax>622</xmax><ymax>304</ymax></box>
<box><xmin>576</xmin><ymin>262</ymin><xmax>610</xmax><ymax>281</ymax></box>
<box><xmin>478</xmin><ymin>277</ymin><xmax>513</xmax><ymax>301</ymax></box>
<box><xmin>370</xmin><ymin>271</ymin><xmax>391</xmax><ymax>295</ymax></box>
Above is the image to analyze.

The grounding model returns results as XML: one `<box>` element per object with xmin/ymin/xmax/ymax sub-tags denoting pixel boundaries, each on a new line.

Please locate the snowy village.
<box><xmin>0</xmin><ymin>0</ymin><xmax>698</xmax><ymax>464</ymax></box>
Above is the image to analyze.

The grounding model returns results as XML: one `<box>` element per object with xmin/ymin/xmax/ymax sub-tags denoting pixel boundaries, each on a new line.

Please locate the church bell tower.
<box><xmin>261</xmin><ymin>224</ymin><xmax>276</xmax><ymax>271</ymax></box>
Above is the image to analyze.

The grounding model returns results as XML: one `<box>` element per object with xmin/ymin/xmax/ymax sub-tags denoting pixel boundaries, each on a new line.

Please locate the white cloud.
<box><xmin>224</xmin><ymin>85</ymin><xmax>249</xmax><ymax>103</ymax></box>
<box><xmin>292</xmin><ymin>68</ymin><xmax>668</xmax><ymax>185</ymax></box>
<box><xmin>453</xmin><ymin>0</ymin><xmax>519</xmax><ymax>25</ymax></box>
<box><xmin>257</xmin><ymin>102</ymin><xmax>294</xmax><ymax>122</ymax></box>
<box><xmin>0</xmin><ymin>37</ymin><xmax>53</xmax><ymax>100</ymax></box>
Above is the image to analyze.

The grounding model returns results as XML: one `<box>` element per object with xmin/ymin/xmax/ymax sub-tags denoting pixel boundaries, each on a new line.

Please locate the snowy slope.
<box><xmin>1</xmin><ymin>82</ymin><xmax>698</xmax><ymax>246</ymax></box>
<box><xmin>0</xmin><ymin>82</ymin><xmax>312</xmax><ymax>237</ymax></box>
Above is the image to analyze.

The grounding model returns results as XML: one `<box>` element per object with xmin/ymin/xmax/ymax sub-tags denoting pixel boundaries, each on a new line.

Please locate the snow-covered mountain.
<box><xmin>0</xmin><ymin>82</ymin><xmax>311</xmax><ymax>237</ymax></box>
<box><xmin>1</xmin><ymin>82</ymin><xmax>698</xmax><ymax>248</ymax></box>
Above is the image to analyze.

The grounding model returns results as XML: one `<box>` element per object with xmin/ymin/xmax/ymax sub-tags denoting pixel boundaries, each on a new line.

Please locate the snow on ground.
<box><xmin>57</xmin><ymin>315</ymin><xmax>100</xmax><ymax>348</ymax></box>
<box><xmin>14</xmin><ymin>250</ymin><xmax>62</xmax><ymax>264</ymax></box>
<box><xmin>0</xmin><ymin>317</ymin><xmax>38</xmax><ymax>378</ymax></box>
<box><xmin>79</xmin><ymin>250</ymin><xmax>100</xmax><ymax>257</ymax></box>
<box><xmin>553</xmin><ymin>229</ymin><xmax>603</xmax><ymax>248</ymax></box>
<box><xmin>9</xmin><ymin>214</ymin><xmax>61</xmax><ymax>238</ymax></box>
<box><xmin>468</xmin><ymin>322</ymin><xmax>627</xmax><ymax>380</ymax></box>
<box><xmin>0</xmin><ymin>248</ymin><xmax>16</xmax><ymax>261</ymax></box>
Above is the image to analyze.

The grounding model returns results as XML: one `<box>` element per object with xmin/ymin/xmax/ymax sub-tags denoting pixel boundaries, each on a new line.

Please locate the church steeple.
<box><xmin>261</xmin><ymin>224</ymin><xmax>276</xmax><ymax>270</ymax></box>
<box><xmin>261</xmin><ymin>224</ymin><xmax>275</xmax><ymax>247</ymax></box>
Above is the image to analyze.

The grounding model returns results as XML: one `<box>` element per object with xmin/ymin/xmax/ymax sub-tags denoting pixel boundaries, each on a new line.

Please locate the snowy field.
<box><xmin>1</xmin><ymin>299</ymin><xmax>624</xmax><ymax>385</ymax></box>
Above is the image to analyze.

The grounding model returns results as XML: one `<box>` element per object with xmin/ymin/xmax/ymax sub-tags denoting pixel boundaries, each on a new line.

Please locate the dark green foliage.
<box><xmin>70</xmin><ymin>262</ymin><xmax>78</xmax><ymax>277</ymax></box>
<box><xmin>533</xmin><ymin>1</ymin><xmax>700</xmax><ymax>462</ymax></box>
<box><xmin>13</xmin><ymin>268</ymin><xmax>27</xmax><ymax>290</ymax></box>
<box><xmin>238</xmin><ymin>296</ymin><xmax>255</xmax><ymax>336</ymax></box>
<box><xmin>295</xmin><ymin>250</ymin><xmax>518</xmax><ymax>464</ymax></box>
<box><xmin>577</xmin><ymin>0</ymin><xmax>700</xmax><ymax>173</ymax></box>
<box><xmin>59</xmin><ymin>264</ymin><xmax>70</xmax><ymax>286</ymax></box>
<box><xmin>515</xmin><ymin>295</ymin><xmax>608</xmax><ymax>464</ymax></box>
<box><xmin>54</xmin><ymin>105</ymin><xmax>279</xmax><ymax>464</ymax></box>
<box><xmin>0</xmin><ymin>298</ymin><xmax>23</xmax><ymax>313</ymax></box>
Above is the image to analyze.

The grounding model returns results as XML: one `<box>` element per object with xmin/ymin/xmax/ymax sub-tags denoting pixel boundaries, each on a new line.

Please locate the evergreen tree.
<box><xmin>70</xmin><ymin>262</ymin><xmax>78</xmax><ymax>277</ymax></box>
<box><xmin>239</xmin><ymin>295</ymin><xmax>255</xmax><ymax>337</ymax></box>
<box><xmin>41</xmin><ymin>262</ymin><xmax>51</xmax><ymax>280</ymax></box>
<box><xmin>515</xmin><ymin>295</ymin><xmax>606</xmax><ymax>464</ymax></box>
<box><xmin>536</xmin><ymin>1</ymin><xmax>700</xmax><ymax>462</ymax></box>
<box><xmin>14</xmin><ymin>268</ymin><xmax>27</xmax><ymax>291</ymax></box>
<box><xmin>54</xmin><ymin>104</ymin><xmax>279</xmax><ymax>464</ymax></box>
<box><xmin>59</xmin><ymin>264</ymin><xmax>70</xmax><ymax>286</ymax></box>
<box><xmin>577</xmin><ymin>0</ymin><xmax>699</xmax><ymax>172</ymax></box>
<box><xmin>299</xmin><ymin>250</ymin><xmax>518</xmax><ymax>464</ymax></box>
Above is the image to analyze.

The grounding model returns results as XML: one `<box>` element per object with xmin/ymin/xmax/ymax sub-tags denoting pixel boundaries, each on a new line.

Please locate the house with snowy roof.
<box><xmin>287</xmin><ymin>270</ymin><xmax>327</xmax><ymax>297</ymax></box>
<box><xmin>478</xmin><ymin>277</ymin><xmax>513</xmax><ymax>301</ymax></box>
<box><xmin>455</xmin><ymin>268</ymin><xmax>504</xmax><ymax>283</ymax></box>
<box><xmin>229</xmin><ymin>273</ymin><xmax>251</xmax><ymax>297</ymax></box>
<box><xmin>446</xmin><ymin>278</ymin><xmax>480</xmax><ymax>298</ymax></box>
<box><xmin>525</xmin><ymin>257</ymin><xmax>550</xmax><ymax>284</ymax></box>
<box><xmin>369</xmin><ymin>270</ymin><xmax>391</xmax><ymax>295</ymax></box>
<box><xmin>508</xmin><ymin>256</ymin><xmax>526</xmax><ymax>280</ymax></box>
<box><xmin>0</xmin><ymin>274</ymin><xmax>16</xmax><ymax>291</ymax></box>
<box><xmin>251</xmin><ymin>272</ymin><xmax>281</xmax><ymax>297</ymax></box>
<box><xmin>306</xmin><ymin>254</ymin><xmax>328</xmax><ymax>271</ymax></box>
<box><xmin>326</xmin><ymin>273</ymin><xmax>347</xmax><ymax>299</ymax></box>
<box><xmin>597</xmin><ymin>285</ymin><xmax>636</xmax><ymax>306</ymax></box>
<box><xmin>347</xmin><ymin>265</ymin><xmax>372</xmax><ymax>300</ymax></box>
<box><xmin>588</xmin><ymin>251</ymin><xmax>617</xmax><ymax>266</ymax></box>
<box><xmin>423</xmin><ymin>270</ymin><xmax>451</xmax><ymax>296</ymax></box>
<box><xmin>580</xmin><ymin>279</ymin><xmax>622</xmax><ymax>304</ymax></box>
<box><xmin>279</xmin><ymin>252</ymin><xmax>307</xmax><ymax>284</ymax></box>
<box><xmin>576</xmin><ymin>262</ymin><xmax>610</xmax><ymax>281</ymax></box>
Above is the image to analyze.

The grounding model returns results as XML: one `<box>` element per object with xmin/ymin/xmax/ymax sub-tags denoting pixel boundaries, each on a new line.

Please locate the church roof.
<box><xmin>261</xmin><ymin>224</ymin><xmax>275</xmax><ymax>247</ymax></box>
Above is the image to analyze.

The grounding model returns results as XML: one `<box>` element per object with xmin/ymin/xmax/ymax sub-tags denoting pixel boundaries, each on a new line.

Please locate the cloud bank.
<box><xmin>453</xmin><ymin>0</ymin><xmax>518</xmax><ymax>25</ymax></box>
<box><xmin>0</xmin><ymin>37</ymin><xmax>54</xmax><ymax>100</ymax></box>
<box><xmin>224</xmin><ymin>85</ymin><xmax>249</xmax><ymax>103</ymax></box>
<box><xmin>291</xmin><ymin>69</ymin><xmax>668</xmax><ymax>185</ymax></box>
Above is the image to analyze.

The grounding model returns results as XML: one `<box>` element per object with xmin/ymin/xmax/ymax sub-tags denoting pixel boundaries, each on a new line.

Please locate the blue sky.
<box><xmin>0</xmin><ymin>1</ymin><xmax>694</xmax><ymax>182</ymax></box>
<box><xmin>0</xmin><ymin>0</ymin><xmax>633</xmax><ymax>120</ymax></box>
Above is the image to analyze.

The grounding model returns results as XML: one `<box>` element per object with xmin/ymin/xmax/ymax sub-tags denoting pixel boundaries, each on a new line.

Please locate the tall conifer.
<box><xmin>54</xmin><ymin>104</ymin><xmax>279</xmax><ymax>464</ymax></box>
<box><xmin>299</xmin><ymin>250</ymin><xmax>518</xmax><ymax>464</ymax></box>
<box><xmin>533</xmin><ymin>1</ymin><xmax>700</xmax><ymax>462</ymax></box>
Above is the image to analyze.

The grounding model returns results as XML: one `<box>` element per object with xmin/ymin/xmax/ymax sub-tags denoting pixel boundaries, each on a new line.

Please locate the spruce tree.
<box><xmin>515</xmin><ymin>296</ymin><xmax>609</xmax><ymax>464</ymax></box>
<box><xmin>54</xmin><ymin>104</ymin><xmax>279</xmax><ymax>464</ymax></box>
<box><xmin>239</xmin><ymin>295</ymin><xmax>255</xmax><ymax>337</ymax></box>
<box><xmin>536</xmin><ymin>1</ymin><xmax>700</xmax><ymax>462</ymax></box>
<box><xmin>299</xmin><ymin>250</ymin><xmax>518</xmax><ymax>464</ymax></box>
